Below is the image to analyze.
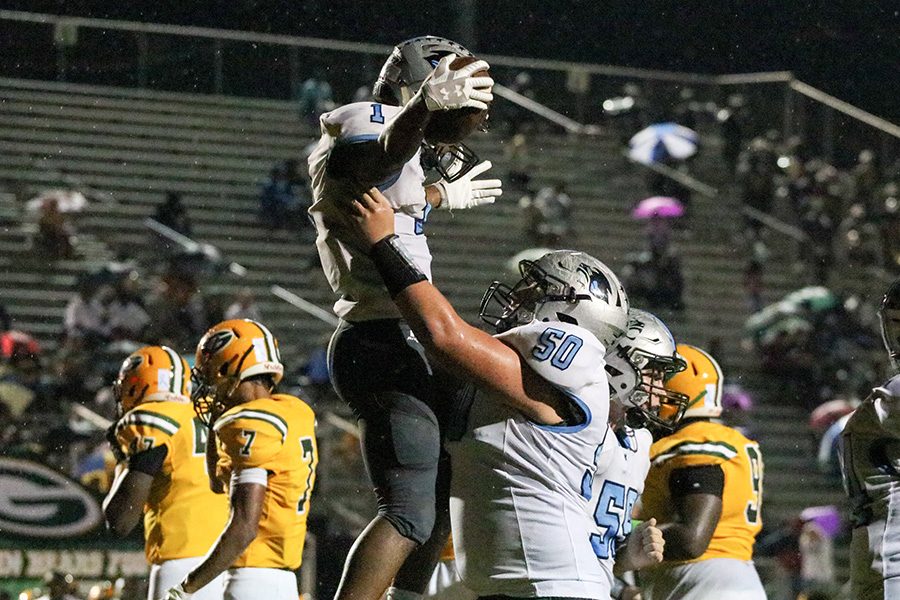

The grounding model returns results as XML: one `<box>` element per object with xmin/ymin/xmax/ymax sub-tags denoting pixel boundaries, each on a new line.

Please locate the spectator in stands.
<box><xmin>35</xmin><ymin>197</ymin><xmax>75</xmax><ymax>260</ymax></box>
<box><xmin>878</xmin><ymin>182</ymin><xmax>900</xmax><ymax>269</ymax></box>
<box><xmin>718</xmin><ymin>94</ymin><xmax>748</xmax><ymax>174</ymax></box>
<box><xmin>852</xmin><ymin>149</ymin><xmax>881</xmax><ymax>213</ymax></box>
<box><xmin>258</xmin><ymin>159</ymin><xmax>314</xmax><ymax>238</ymax></box>
<box><xmin>520</xmin><ymin>181</ymin><xmax>574</xmax><ymax>247</ymax></box>
<box><xmin>0</xmin><ymin>330</ymin><xmax>49</xmax><ymax>419</ymax></box>
<box><xmin>0</xmin><ymin>303</ymin><xmax>10</xmax><ymax>332</ymax></box>
<box><xmin>144</xmin><ymin>270</ymin><xmax>208</xmax><ymax>354</ymax></box>
<box><xmin>743</xmin><ymin>259</ymin><xmax>765</xmax><ymax>314</ymax></box>
<box><xmin>64</xmin><ymin>273</ymin><xmax>110</xmax><ymax>344</ymax></box>
<box><xmin>154</xmin><ymin>191</ymin><xmax>193</xmax><ymax>237</ymax></box>
<box><xmin>224</xmin><ymin>287</ymin><xmax>262</xmax><ymax>321</ymax></box>
<box><xmin>737</xmin><ymin>137</ymin><xmax>777</xmax><ymax>237</ymax></box>
<box><xmin>505</xmin><ymin>133</ymin><xmax>532</xmax><ymax>193</ymax></box>
<box><xmin>295</xmin><ymin>69</ymin><xmax>335</xmax><ymax>125</ymax></box>
<box><xmin>104</xmin><ymin>270</ymin><xmax>150</xmax><ymax>341</ymax></box>
<box><xmin>37</xmin><ymin>570</ymin><xmax>81</xmax><ymax>600</ymax></box>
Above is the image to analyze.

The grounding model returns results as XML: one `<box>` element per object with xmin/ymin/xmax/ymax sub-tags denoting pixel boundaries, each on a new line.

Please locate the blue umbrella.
<box><xmin>629</xmin><ymin>122</ymin><xmax>698</xmax><ymax>165</ymax></box>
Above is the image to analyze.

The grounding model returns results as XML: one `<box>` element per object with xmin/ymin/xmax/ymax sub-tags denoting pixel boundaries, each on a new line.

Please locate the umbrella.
<box><xmin>25</xmin><ymin>189</ymin><xmax>88</xmax><ymax>213</ymax></box>
<box><xmin>799</xmin><ymin>505</ymin><xmax>842</xmax><ymax>539</ymax></box>
<box><xmin>628</xmin><ymin>122</ymin><xmax>698</xmax><ymax>165</ymax></box>
<box><xmin>783</xmin><ymin>286</ymin><xmax>840</xmax><ymax>313</ymax></box>
<box><xmin>722</xmin><ymin>384</ymin><xmax>754</xmax><ymax>412</ymax></box>
<box><xmin>809</xmin><ymin>398</ymin><xmax>857</xmax><ymax>432</ymax></box>
<box><xmin>632</xmin><ymin>196</ymin><xmax>685</xmax><ymax>219</ymax></box>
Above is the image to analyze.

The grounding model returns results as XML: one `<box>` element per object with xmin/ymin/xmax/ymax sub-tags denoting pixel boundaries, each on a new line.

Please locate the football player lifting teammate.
<box><xmin>638</xmin><ymin>345</ymin><xmax>766</xmax><ymax>600</ymax></box>
<box><xmin>351</xmin><ymin>187</ymin><xmax>666</xmax><ymax>600</ymax></box>
<box><xmin>103</xmin><ymin>346</ymin><xmax>229</xmax><ymax>600</ymax></box>
<box><xmin>307</xmin><ymin>36</ymin><xmax>501</xmax><ymax>600</ymax></box>
<box><xmin>164</xmin><ymin>319</ymin><xmax>317</xmax><ymax>600</ymax></box>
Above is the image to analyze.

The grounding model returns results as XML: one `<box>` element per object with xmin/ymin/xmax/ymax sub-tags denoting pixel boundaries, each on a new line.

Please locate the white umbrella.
<box><xmin>628</xmin><ymin>122</ymin><xmax>698</xmax><ymax>165</ymax></box>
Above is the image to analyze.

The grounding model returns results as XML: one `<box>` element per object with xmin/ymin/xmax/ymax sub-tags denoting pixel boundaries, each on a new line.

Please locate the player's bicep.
<box><xmin>669</xmin><ymin>465</ymin><xmax>723</xmax><ymax>542</ymax></box>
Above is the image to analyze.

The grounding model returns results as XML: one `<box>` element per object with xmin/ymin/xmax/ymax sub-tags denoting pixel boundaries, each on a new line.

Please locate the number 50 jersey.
<box><xmin>213</xmin><ymin>394</ymin><xmax>318</xmax><ymax>570</ymax></box>
<box><xmin>448</xmin><ymin>320</ymin><xmax>612</xmax><ymax>599</ymax></box>
<box><xmin>639</xmin><ymin>421</ymin><xmax>764</xmax><ymax>563</ymax></box>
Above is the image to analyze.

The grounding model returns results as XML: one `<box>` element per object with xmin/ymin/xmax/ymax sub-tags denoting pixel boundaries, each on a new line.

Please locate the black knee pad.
<box><xmin>360</xmin><ymin>391</ymin><xmax>442</xmax><ymax>544</ymax></box>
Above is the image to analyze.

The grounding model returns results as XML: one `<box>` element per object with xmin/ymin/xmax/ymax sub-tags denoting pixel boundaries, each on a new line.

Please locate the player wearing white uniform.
<box><xmin>309</xmin><ymin>36</ymin><xmax>501</xmax><ymax>600</ymax></box>
<box><xmin>593</xmin><ymin>310</ymin><xmax>686</xmax><ymax>599</ymax></box>
<box><xmin>351</xmin><ymin>187</ymin><xmax>665</xmax><ymax>599</ymax></box>
<box><xmin>841</xmin><ymin>277</ymin><xmax>900</xmax><ymax>599</ymax></box>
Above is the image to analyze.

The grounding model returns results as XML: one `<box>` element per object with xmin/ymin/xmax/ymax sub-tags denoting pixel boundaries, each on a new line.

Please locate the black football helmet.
<box><xmin>881</xmin><ymin>277</ymin><xmax>900</xmax><ymax>372</ymax></box>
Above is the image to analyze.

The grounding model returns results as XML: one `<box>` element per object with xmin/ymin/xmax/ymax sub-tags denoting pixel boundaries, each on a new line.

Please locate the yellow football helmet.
<box><xmin>113</xmin><ymin>345</ymin><xmax>191</xmax><ymax>416</ymax></box>
<box><xmin>192</xmin><ymin>319</ymin><xmax>284</xmax><ymax>422</ymax></box>
<box><xmin>663</xmin><ymin>344</ymin><xmax>723</xmax><ymax>419</ymax></box>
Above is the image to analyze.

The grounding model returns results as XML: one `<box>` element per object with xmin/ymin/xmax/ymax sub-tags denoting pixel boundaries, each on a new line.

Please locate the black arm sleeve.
<box><xmin>128</xmin><ymin>444</ymin><xmax>168</xmax><ymax>476</ymax></box>
<box><xmin>669</xmin><ymin>464</ymin><xmax>725</xmax><ymax>497</ymax></box>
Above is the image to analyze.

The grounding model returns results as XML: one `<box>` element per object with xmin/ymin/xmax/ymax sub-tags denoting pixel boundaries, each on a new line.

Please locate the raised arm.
<box><xmin>350</xmin><ymin>188</ymin><xmax>571</xmax><ymax>425</ymax></box>
<box><xmin>328</xmin><ymin>55</ymin><xmax>493</xmax><ymax>189</ymax></box>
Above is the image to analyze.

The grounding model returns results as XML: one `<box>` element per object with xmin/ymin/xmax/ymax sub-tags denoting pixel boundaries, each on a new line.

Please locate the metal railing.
<box><xmin>1</xmin><ymin>8</ymin><xmax>896</xmax><ymax>164</ymax></box>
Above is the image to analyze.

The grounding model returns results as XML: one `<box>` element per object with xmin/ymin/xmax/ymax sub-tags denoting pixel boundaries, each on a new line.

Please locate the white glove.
<box><xmin>421</xmin><ymin>53</ymin><xmax>494</xmax><ymax>112</ymax></box>
<box><xmin>435</xmin><ymin>161</ymin><xmax>503</xmax><ymax>210</ymax></box>
<box><xmin>164</xmin><ymin>584</ymin><xmax>193</xmax><ymax>600</ymax></box>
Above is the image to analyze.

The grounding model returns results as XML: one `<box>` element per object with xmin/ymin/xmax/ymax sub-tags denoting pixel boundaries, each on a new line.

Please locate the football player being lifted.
<box><xmin>841</xmin><ymin>277</ymin><xmax>900</xmax><ymax>599</ymax></box>
<box><xmin>103</xmin><ymin>346</ymin><xmax>229</xmax><ymax>600</ymax></box>
<box><xmin>164</xmin><ymin>319</ymin><xmax>317</xmax><ymax>600</ymax></box>
<box><xmin>351</xmin><ymin>187</ymin><xmax>663</xmax><ymax>599</ymax></box>
<box><xmin>598</xmin><ymin>309</ymin><xmax>687</xmax><ymax>599</ymax></box>
<box><xmin>307</xmin><ymin>36</ymin><xmax>500</xmax><ymax>600</ymax></box>
<box><xmin>637</xmin><ymin>345</ymin><xmax>766</xmax><ymax>600</ymax></box>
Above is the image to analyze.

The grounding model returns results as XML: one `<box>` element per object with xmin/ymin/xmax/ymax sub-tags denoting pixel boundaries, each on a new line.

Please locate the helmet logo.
<box><xmin>577</xmin><ymin>262</ymin><xmax>611</xmax><ymax>302</ymax></box>
<box><xmin>202</xmin><ymin>330</ymin><xmax>233</xmax><ymax>356</ymax></box>
<box><xmin>120</xmin><ymin>354</ymin><xmax>142</xmax><ymax>375</ymax></box>
<box><xmin>157</xmin><ymin>369</ymin><xmax>173</xmax><ymax>393</ymax></box>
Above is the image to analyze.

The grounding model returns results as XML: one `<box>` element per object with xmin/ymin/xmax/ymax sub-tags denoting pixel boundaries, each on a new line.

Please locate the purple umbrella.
<box><xmin>631</xmin><ymin>196</ymin><xmax>685</xmax><ymax>220</ymax></box>
<box><xmin>722</xmin><ymin>384</ymin><xmax>754</xmax><ymax>412</ymax></box>
<box><xmin>800</xmin><ymin>505</ymin><xmax>842</xmax><ymax>539</ymax></box>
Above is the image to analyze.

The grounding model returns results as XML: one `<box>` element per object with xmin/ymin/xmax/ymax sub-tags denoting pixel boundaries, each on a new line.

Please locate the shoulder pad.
<box><xmin>321</xmin><ymin>102</ymin><xmax>401</xmax><ymax>141</ymax></box>
<box><xmin>116</xmin><ymin>408</ymin><xmax>182</xmax><ymax>456</ymax></box>
<box><xmin>214</xmin><ymin>403</ymin><xmax>288</xmax><ymax>469</ymax></box>
<box><xmin>495</xmin><ymin>320</ymin><xmax>607</xmax><ymax>395</ymax></box>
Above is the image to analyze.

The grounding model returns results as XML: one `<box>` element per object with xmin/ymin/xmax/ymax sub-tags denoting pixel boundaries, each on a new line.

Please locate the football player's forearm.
<box><xmin>183</xmin><ymin>516</ymin><xmax>258</xmax><ymax>593</ymax></box>
<box><xmin>378</xmin><ymin>91</ymin><xmax>431</xmax><ymax>172</ymax></box>
<box><xmin>657</xmin><ymin>522</ymin><xmax>710</xmax><ymax>560</ymax></box>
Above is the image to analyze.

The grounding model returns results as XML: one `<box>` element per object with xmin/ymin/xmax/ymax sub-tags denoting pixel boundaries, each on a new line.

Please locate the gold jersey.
<box><xmin>213</xmin><ymin>394</ymin><xmax>317</xmax><ymax>570</ymax></box>
<box><xmin>114</xmin><ymin>401</ymin><xmax>229</xmax><ymax>565</ymax></box>
<box><xmin>638</xmin><ymin>420</ymin><xmax>764</xmax><ymax>563</ymax></box>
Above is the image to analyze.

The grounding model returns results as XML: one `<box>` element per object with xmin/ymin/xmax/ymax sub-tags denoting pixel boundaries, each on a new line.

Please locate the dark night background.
<box><xmin>0</xmin><ymin>0</ymin><xmax>897</xmax><ymax>119</ymax></box>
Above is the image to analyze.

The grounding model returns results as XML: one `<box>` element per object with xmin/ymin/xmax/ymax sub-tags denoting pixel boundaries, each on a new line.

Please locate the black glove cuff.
<box><xmin>370</xmin><ymin>234</ymin><xmax>427</xmax><ymax>298</ymax></box>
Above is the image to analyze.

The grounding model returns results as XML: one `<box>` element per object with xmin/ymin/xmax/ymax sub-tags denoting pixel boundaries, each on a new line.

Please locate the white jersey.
<box><xmin>589</xmin><ymin>426</ymin><xmax>653</xmax><ymax>589</ymax></box>
<box><xmin>307</xmin><ymin>101</ymin><xmax>433</xmax><ymax>321</ymax></box>
<box><xmin>448</xmin><ymin>320</ymin><xmax>612</xmax><ymax>599</ymax></box>
<box><xmin>841</xmin><ymin>374</ymin><xmax>900</xmax><ymax>598</ymax></box>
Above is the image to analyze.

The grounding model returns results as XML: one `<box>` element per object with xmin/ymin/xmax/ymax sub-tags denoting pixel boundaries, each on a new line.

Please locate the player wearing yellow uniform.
<box><xmin>103</xmin><ymin>346</ymin><xmax>229</xmax><ymax>600</ymax></box>
<box><xmin>638</xmin><ymin>344</ymin><xmax>765</xmax><ymax>600</ymax></box>
<box><xmin>164</xmin><ymin>319</ymin><xmax>317</xmax><ymax>600</ymax></box>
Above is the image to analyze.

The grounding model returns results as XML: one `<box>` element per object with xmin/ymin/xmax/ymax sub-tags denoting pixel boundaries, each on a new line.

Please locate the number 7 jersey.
<box><xmin>638</xmin><ymin>421</ymin><xmax>764</xmax><ymax>562</ymax></box>
<box><xmin>213</xmin><ymin>394</ymin><xmax>318</xmax><ymax>570</ymax></box>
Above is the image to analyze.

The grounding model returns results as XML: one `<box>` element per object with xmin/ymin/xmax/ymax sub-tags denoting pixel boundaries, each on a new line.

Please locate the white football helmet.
<box><xmin>605</xmin><ymin>309</ymin><xmax>688</xmax><ymax>430</ymax></box>
<box><xmin>480</xmin><ymin>249</ymin><xmax>629</xmax><ymax>347</ymax></box>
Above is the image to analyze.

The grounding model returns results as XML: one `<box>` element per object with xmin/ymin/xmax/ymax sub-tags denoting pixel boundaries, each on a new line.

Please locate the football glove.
<box><xmin>163</xmin><ymin>584</ymin><xmax>193</xmax><ymax>600</ymax></box>
<box><xmin>105</xmin><ymin>421</ymin><xmax>126</xmax><ymax>463</ymax></box>
<box><xmin>421</xmin><ymin>54</ymin><xmax>494</xmax><ymax>112</ymax></box>
<box><xmin>435</xmin><ymin>160</ymin><xmax>502</xmax><ymax>210</ymax></box>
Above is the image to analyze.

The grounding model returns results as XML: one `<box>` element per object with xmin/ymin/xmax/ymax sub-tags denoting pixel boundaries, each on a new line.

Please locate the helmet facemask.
<box><xmin>420</xmin><ymin>141</ymin><xmax>482</xmax><ymax>183</ymax></box>
<box><xmin>479</xmin><ymin>259</ymin><xmax>577</xmax><ymax>333</ymax></box>
<box><xmin>191</xmin><ymin>364</ymin><xmax>239</xmax><ymax>425</ymax></box>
